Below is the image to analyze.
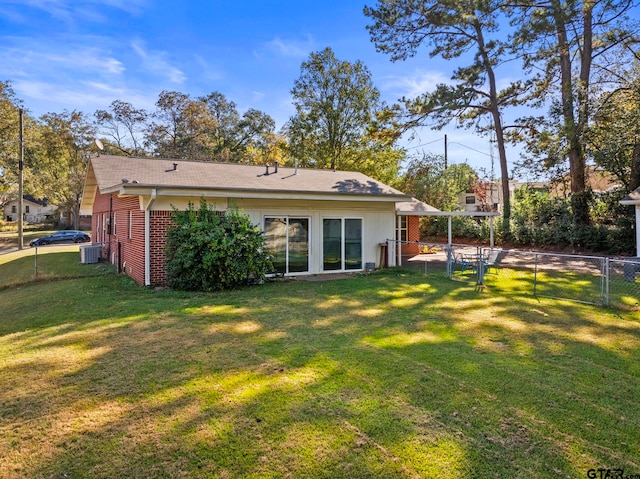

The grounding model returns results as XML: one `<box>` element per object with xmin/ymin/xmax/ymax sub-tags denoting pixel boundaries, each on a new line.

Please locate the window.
<box><xmin>465</xmin><ymin>196</ymin><xmax>476</xmax><ymax>205</ymax></box>
<box><xmin>323</xmin><ymin>218</ymin><xmax>362</xmax><ymax>271</ymax></box>
<box><xmin>264</xmin><ymin>217</ymin><xmax>310</xmax><ymax>274</ymax></box>
<box><xmin>396</xmin><ymin>216</ymin><xmax>407</xmax><ymax>242</ymax></box>
<box><xmin>25</xmin><ymin>205</ymin><xmax>30</xmax><ymax>213</ymax></box>
<box><xmin>11</xmin><ymin>205</ymin><xmax>16</xmax><ymax>213</ymax></box>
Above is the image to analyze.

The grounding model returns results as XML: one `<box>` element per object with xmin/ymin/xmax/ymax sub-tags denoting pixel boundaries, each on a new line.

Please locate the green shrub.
<box><xmin>165</xmin><ymin>199</ymin><xmax>273</xmax><ymax>291</ymax></box>
<box><xmin>508</xmin><ymin>186</ymin><xmax>635</xmax><ymax>254</ymax></box>
<box><xmin>420</xmin><ymin>216</ymin><xmax>493</xmax><ymax>242</ymax></box>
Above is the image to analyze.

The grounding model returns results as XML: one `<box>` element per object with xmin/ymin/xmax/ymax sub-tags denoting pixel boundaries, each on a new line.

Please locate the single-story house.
<box><xmin>3</xmin><ymin>195</ymin><xmax>57</xmax><ymax>223</ymax></box>
<box><xmin>80</xmin><ymin>155</ymin><xmax>412</xmax><ymax>286</ymax></box>
<box><xmin>620</xmin><ymin>187</ymin><xmax>640</xmax><ymax>256</ymax></box>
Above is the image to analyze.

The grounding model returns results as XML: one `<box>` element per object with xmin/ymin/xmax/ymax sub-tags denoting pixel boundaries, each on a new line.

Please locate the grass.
<box><xmin>1</xmin><ymin>254</ymin><xmax>640</xmax><ymax>478</ymax></box>
<box><xmin>452</xmin><ymin>263</ymin><xmax>640</xmax><ymax>309</ymax></box>
<box><xmin>0</xmin><ymin>246</ymin><xmax>109</xmax><ymax>288</ymax></box>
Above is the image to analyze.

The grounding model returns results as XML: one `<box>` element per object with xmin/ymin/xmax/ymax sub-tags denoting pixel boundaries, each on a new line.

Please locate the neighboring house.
<box><xmin>458</xmin><ymin>180</ymin><xmax>520</xmax><ymax>212</ymax></box>
<box><xmin>80</xmin><ymin>155</ymin><xmax>411</xmax><ymax>287</ymax></box>
<box><xmin>460</xmin><ymin>169</ymin><xmax>622</xmax><ymax>212</ymax></box>
<box><xmin>3</xmin><ymin>195</ymin><xmax>57</xmax><ymax>223</ymax></box>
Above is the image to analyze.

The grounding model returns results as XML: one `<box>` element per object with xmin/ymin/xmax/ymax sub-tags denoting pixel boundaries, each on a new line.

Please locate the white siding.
<box><xmin>236</xmin><ymin>198</ymin><xmax>395</xmax><ymax>274</ymax></box>
<box><xmin>147</xmin><ymin>196</ymin><xmax>396</xmax><ymax>274</ymax></box>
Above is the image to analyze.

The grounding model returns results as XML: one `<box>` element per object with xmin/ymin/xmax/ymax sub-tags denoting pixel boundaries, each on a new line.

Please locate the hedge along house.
<box><xmin>80</xmin><ymin>155</ymin><xmax>411</xmax><ymax>286</ymax></box>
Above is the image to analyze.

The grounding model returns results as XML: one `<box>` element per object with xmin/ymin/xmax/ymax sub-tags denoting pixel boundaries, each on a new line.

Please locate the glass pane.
<box><xmin>323</xmin><ymin>219</ymin><xmax>342</xmax><ymax>271</ymax></box>
<box><xmin>264</xmin><ymin>217</ymin><xmax>287</xmax><ymax>274</ymax></box>
<box><xmin>345</xmin><ymin>219</ymin><xmax>362</xmax><ymax>270</ymax></box>
<box><xmin>288</xmin><ymin>218</ymin><xmax>309</xmax><ymax>273</ymax></box>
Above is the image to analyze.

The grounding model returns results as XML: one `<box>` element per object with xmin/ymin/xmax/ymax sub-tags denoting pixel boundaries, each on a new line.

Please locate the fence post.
<box><xmin>34</xmin><ymin>246</ymin><xmax>38</xmax><ymax>277</ymax></box>
<box><xmin>445</xmin><ymin>244</ymin><xmax>453</xmax><ymax>278</ymax></box>
<box><xmin>533</xmin><ymin>254</ymin><xmax>538</xmax><ymax>296</ymax></box>
<box><xmin>604</xmin><ymin>257</ymin><xmax>610</xmax><ymax>307</ymax></box>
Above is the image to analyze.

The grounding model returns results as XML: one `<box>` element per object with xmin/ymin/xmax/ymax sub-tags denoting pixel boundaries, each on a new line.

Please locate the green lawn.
<box><xmin>1</xmin><ymin>253</ymin><xmax>640</xmax><ymax>478</ymax></box>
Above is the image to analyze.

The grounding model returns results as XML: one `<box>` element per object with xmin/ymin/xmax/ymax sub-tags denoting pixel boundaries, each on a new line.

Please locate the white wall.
<box><xmin>148</xmin><ymin>195</ymin><xmax>396</xmax><ymax>274</ymax></box>
<box><xmin>237</xmin><ymin>198</ymin><xmax>395</xmax><ymax>274</ymax></box>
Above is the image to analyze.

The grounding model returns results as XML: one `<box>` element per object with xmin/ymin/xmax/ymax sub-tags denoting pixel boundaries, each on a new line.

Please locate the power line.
<box><xmin>448</xmin><ymin>141</ymin><xmax>492</xmax><ymax>157</ymax></box>
<box><xmin>404</xmin><ymin>136</ymin><xmax>492</xmax><ymax>158</ymax></box>
<box><xmin>404</xmin><ymin>136</ymin><xmax>444</xmax><ymax>150</ymax></box>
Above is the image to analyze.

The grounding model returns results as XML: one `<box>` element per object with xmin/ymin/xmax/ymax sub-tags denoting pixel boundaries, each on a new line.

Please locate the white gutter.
<box><xmin>144</xmin><ymin>189</ymin><xmax>157</xmax><ymax>286</ymax></box>
<box><xmin>636</xmin><ymin>206</ymin><xmax>640</xmax><ymax>257</ymax></box>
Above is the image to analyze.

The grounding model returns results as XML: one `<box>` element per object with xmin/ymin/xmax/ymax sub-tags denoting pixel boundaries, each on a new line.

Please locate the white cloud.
<box><xmin>4</xmin><ymin>0</ymin><xmax>148</xmax><ymax>25</ymax></box>
<box><xmin>0</xmin><ymin>40</ymin><xmax>125</xmax><ymax>78</ymax></box>
<box><xmin>193</xmin><ymin>54</ymin><xmax>224</xmax><ymax>82</ymax></box>
<box><xmin>381</xmin><ymin>69</ymin><xmax>450</xmax><ymax>99</ymax></box>
<box><xmin>14</xmin><ymin>78</ymin><xmax>157</xmax><ymax>116</ymax></box>
<box><xmin>131</xmin><ymin>40</ymin><xmax>186</xmax><ymax>84</ymax></box>
<box><xmin>263</xmin><ymin>36</ymin><xmax>313</xmax><ymax>59</ymax></box>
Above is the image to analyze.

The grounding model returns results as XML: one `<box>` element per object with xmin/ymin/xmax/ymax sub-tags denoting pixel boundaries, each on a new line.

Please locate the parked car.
<box><xmin>30</xmin><ymin>230</ymin><xmax>91</xmax><ymax>246</ymax></box>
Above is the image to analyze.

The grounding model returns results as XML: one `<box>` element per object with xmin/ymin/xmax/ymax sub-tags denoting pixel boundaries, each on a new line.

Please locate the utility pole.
<box><xmin>444</xmin><ymin>134</ymin><xmax>448</xmax><ymax>169</ymax></box>
<box><xmin>18</xmin><ymin>108</ymin><xmax>24</xmax><ymax>250</ymax></box>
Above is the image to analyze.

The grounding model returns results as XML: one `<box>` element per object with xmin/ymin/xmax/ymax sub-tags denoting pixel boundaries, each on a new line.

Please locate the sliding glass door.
<box><xmin>323</xmin><ymin>218</ymin><xmax>362</xmax><ymax>271</ymax></box>
<box><xmin>264</xmin><ymin>217</ymin><xmax>309</xmax><ymax>274</ymax></box>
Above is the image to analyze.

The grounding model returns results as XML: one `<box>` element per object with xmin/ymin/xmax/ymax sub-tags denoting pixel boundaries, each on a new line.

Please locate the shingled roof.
<box><xmin>621</xmin><ymin>187</ymin><xmax>640</xmax><ymax>205</ymax></box>
<box><xmin>81</xmin><ymin>155</ymin><xmax>410</xmax><ymax>212</ymax></box>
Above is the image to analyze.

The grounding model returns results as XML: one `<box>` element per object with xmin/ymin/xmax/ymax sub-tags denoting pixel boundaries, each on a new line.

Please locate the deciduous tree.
<box><xmin>400</xmin><ymin>152</ymin><xmax>477</xmax><ymax>211</ymax></box>
<box><xmin>94</xmin><ymin>100</ymin><xmax>148</xmax><ymax>156</ymax></box>
<box><xmin>201</xmin><ymin>92</ymin><xmax>276</xmax><ymax>163</ymax></box>
<box><xmin>34</xmin><ymin>110</ymin><xmax>95</xmax><ymax>228</ymax></box>
<box><xmin>588</xmin><ymin>65</ymin><xmax>640</xmax><ymax>193</ymax></box>
<box><xmin>286</xmin><ymin>47</ymin><xmax>403</xmax><ymax>180</ymax></box>
<box><xmin>145</xmin><ymin>91</ymin><xmax>218</xmax><ymax>160</ymax></box>
<box><xmin>0</xmin><ymin>81</ymin><xmax>24</xmax><ymax>209</ymax></box>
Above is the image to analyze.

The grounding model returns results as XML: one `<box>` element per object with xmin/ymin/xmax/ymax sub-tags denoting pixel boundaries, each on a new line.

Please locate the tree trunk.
<box><xmin>553</xmin><ymin>0</ymin><xmax>590</xmax><ymax>224</ymax></box>
<box><xmin>475</xmin><ymin>19</ymin><xmax>511</xmax><ymax>238</ymax></box>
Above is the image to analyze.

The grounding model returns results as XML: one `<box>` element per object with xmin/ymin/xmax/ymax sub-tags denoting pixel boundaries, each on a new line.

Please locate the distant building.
<box><xmin>458</xmin><ymin>180</ymin><xmax>520</xmax><ymax>213</ymax></box>
<box><xmin>3</xmin><ymin>195</ymin><xmax>57</xmax><ymax>223</ymax></box>
<box><xmin>458</xmin><ymin>168</ymin><xmax>621</xmax><ymax>212</ymax></box>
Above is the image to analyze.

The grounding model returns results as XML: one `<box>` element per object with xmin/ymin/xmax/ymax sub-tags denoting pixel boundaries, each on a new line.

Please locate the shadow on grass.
<box><xmin>1</xmin><ymin>269</ymin><xmax>639</xmax><ymax>478</ymax></box>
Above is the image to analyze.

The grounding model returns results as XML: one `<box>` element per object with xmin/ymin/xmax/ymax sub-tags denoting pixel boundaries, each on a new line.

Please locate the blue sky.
<box><xmin>0</xmin><ymin>0</ymin><xmax>514</xmax><ymax>174</ymax></box>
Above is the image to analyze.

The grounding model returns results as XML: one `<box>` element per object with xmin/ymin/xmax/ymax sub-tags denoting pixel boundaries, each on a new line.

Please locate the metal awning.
<box><xmin>394</xmin><ymin>198</ymin><xmax>501</xmax><ymax>266</ymax></box>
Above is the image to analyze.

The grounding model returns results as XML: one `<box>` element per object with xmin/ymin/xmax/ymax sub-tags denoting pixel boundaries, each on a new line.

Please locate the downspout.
<box><xmin>144</xmin><ymin>189</ymin><xmax>157</xmax><ymax>286</ymax></box>
<box><xmin>636</xmin><ymin>206</ymin><xmax>640</xmax><ymax>257</ymax></box>
<box><xmin>107</xmin><ymin>194</ymin><xmax>113</xmax><ymax>261</ymax></box>
<box><xmin>490</xmin><ymin>216</ymin><xmax>495</xmax><ymax>249</ymax></box>
<box><xmin>397</xmin><ymin>214</ymin><xmax>402</xmax><ymax>267</ymax></box>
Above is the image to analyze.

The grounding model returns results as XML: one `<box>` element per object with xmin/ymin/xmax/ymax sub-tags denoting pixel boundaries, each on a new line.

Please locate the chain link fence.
<box><xmin>387</xmin><ymin>240</ymin><xmax>639</xmax><ymax>309</ymax></box>
<box><xmin>607</xmin><ymin>258</ymin><xmax>640</xmax><ymax>309</ymax></box>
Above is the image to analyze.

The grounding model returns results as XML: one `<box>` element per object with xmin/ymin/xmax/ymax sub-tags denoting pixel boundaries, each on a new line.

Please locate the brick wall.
<box><xmin>402</xmin><ymin>215</ymin><xmax>421</xmax><ymax>254</ymax></box>
<box><xmin>149</xmin><ymin>211</ymin><xmax>174</xmax><ymax>286</ymax></box>
<box><xmin>91</xmin><ymin>191</ymin><xmax>151</xmax><ymax>286</ymax></box>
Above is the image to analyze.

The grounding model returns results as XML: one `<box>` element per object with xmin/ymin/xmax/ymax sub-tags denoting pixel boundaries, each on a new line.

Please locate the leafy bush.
<box><xmin>165</xmin><ymin>199</ymin><xmax>273</xmax><ymax>291</ymax></box>
<box><xmin>509</xmin><ymin>186</ymin><xmax>635</xmax><ymax>253</ymax></box>
<box><xmin>420</xmin><ymin>216</ymin><xmax>493</xmax><ymax>242</ymax></box>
